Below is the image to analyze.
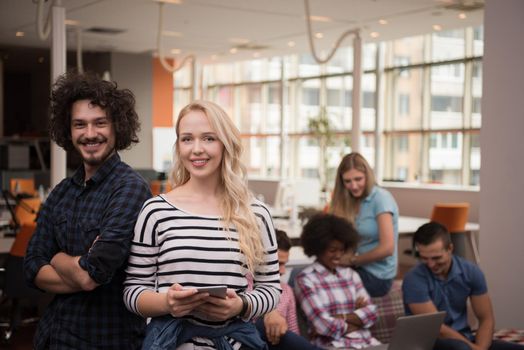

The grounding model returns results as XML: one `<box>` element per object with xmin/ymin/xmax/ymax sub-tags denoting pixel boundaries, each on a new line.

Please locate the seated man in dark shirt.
<box><xmin>402</xmin><ymin>221</ymin><xmax>524</xmax><ymax>350</ymax></box>
<box><xmin>24</xmin><ymin>72</ymin><xmax>151</xmax><ymax>349</ymax></box>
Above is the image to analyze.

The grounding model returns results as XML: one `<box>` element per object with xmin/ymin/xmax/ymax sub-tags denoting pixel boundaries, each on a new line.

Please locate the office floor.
<box><xmin>0</xmin><ymin>296</ymin><xmax>39</xmax><ymax>350</ymax></box>
<box><xmin>1</xmin><ymin>323</ymin><xmax>35</xmax><ymax>350</ymax></box>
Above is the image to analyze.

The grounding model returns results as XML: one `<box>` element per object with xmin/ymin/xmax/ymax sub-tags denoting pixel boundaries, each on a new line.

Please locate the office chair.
<box><xmin>9</xmin><ymin>178</ymin><xmax>36</xmax><ymax>197</ymax></box>
<box><xmin>150</xmin><ymin>180</ymin><xmax>172</xmax><ymax>197</ymax></box>
<box><xmin>0</xmin><ymin>223</ymin><xmax>42</xmax><ymax>342</ymax></box>
<box><xmin>431</xmin><ymin>202</ymin><xmax>469</xmax><ymax>232</ymax></box>
<box><xmin>149</xmin><ymin>180</ymin><xmax>162</xmax><ymax>197</ymax></box>
<box><xmin>13</xmin><ymin>197</ymin><xmax>41</xmax><ymax>227</ymax></box>
<box><xmin>430</xmin><ymin>202</ymin><xmax>479</xmax><ymax>263</ymax></box>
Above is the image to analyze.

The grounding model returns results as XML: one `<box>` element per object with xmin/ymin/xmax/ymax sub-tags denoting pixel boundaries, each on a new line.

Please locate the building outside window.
<box><xmin>165</xmin><ymin>25</ymin><xmax>483</xmax><ymax>193</ymax></box>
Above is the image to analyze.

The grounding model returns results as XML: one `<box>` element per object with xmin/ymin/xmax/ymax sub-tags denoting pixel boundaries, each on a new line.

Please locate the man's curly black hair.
<box><xmin>301</xmin><ymin>213</ymin><xmax>360</xmax><ymax>258</ymax></box>
<box><xmin>49</xmin><ymin>71</ymin><xmax>140</xmax><ymax>152</ymax></box>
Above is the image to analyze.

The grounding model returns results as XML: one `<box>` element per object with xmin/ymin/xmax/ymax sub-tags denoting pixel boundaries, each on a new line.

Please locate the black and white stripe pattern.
<box><xmin>124</xmin><ymin>195</ymin><xmax>281</xmax><ymax>348</ymax></box>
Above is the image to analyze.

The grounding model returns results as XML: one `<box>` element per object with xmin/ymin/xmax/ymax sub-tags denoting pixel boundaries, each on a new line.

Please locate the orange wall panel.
<box><xmin>152</xmin><ymin>58</ymin><xmax>174</xmax><ymax>127</ymax></box>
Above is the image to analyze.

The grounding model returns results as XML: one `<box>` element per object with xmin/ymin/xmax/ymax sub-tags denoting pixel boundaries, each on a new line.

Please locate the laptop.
<box><xmin>368</xmin><ymin>311</ymin><xmax>446</xmax><ymax>350</ymax></box>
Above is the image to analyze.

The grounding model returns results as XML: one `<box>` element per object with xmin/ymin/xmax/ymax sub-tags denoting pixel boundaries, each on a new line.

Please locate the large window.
<box><xmin>170</xmin><ymin>26</ymin><xmax>482</xmax><ymax>190</ymax></box>
<box><xmin>383</xmin><ymin>28</ymin><xmax>481</xmax><ymax>186</ymax></box>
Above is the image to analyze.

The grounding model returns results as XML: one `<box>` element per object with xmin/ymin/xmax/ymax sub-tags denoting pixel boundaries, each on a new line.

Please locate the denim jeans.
<box><xmin>355</xmin><ymin>267</ymin><xmax>393</xmax><ymax>297</ymax></box>
<box><xmin>143</xmin><ymin>315</ymin><xmax>267</xmax><ymax>350</ymax></box>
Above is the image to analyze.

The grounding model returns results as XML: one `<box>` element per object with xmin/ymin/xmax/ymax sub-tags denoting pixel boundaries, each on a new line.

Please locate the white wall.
<box><xmin>110</xmin><ymin>52</ymin><xmax>153</xmax><ymax>169</ymax></box>
<box><xmin>480</xmin><ymin>0</ymin><xmax>524</xmax><ymax>328</ymax></box>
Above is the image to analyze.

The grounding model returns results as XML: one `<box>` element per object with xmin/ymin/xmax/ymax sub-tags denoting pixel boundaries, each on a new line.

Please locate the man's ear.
<box><xmin>448</xmin><ymin>243</ymin><xmax>454</xmax><ymax>253</ymax></box>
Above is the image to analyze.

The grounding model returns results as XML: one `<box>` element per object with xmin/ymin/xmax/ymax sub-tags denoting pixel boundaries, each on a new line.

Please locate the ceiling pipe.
<box><xmin>36</xmin><ymin>0</ymin><xmax>55</xmax><ymax>41</ymax></box>
<box><xmin>156</xmin><ymin>2</ymin><xmax>194</xmax><ymax>73</ymax></box>
<box><xmin>303</xmin><ymin>0</ymin><xmax>360</xmax><ymax>64</ymax></box>
<box><xmin>303</xmin><ymin>0</ymin><xmax>363</xmax><ymax>152</ymax></box>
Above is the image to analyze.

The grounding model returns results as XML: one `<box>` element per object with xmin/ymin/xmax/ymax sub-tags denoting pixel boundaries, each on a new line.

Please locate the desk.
<box><xmin>278</xmin><ymin>216</ymin><xmax>480</xmax><ymax>265</ymax></box>
<box><xmin>275</xmin><ymin>215</ymin><xmax>479</xmax><ymax>239</ymax></box>
<box><xmin>398</xmin><ymin>216</ymin><xmax>479</xmax><ymax>234</ymax></box>
<box><xmin>398</xmin><ymin>216</ymin><xmax>480</xmax><ymax>263</ymax></box>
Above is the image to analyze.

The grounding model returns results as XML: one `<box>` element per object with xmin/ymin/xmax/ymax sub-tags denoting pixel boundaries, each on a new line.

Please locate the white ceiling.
<box><xmin>0</xmin><ymin>0</ymin><xmax>484</xmax><ymax>64</ymax></box>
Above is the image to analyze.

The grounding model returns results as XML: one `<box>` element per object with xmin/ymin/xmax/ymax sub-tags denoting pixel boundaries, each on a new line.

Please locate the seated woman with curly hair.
<box><xmin>295</xmin><ymin>213</ymin><xmax>381</xmax><ymax>349</ymax></box>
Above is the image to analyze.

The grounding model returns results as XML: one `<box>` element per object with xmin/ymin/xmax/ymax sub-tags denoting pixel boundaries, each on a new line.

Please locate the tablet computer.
<box><xmin>193</xmin><ymin>285</ymin><xmax>227</xmax><ymax>299</ymax></box>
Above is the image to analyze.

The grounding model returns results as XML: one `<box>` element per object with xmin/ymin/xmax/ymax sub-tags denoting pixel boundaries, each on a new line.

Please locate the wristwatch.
<box><xmin>238</xmin><ymin>294</ymin><xmax>249</xmax><ymax>318</ymax></box>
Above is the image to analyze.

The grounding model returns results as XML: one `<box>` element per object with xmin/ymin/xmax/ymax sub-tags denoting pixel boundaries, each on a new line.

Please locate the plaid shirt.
<box><xmin>24</xmin><ymin>153</ymin><xmax>151</xmax><ymax>350</ymax></box>
<box><xmin>295</xmin><ymin>262</ymin><xmax>380</xmax><ymax>349</ymax></box>
<box><xmin>277</xmin><ymin>282</ymin><xmax>300</xmax><ymax>334</ymax></box>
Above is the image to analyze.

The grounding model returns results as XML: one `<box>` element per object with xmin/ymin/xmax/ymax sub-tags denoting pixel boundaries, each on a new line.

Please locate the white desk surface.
<box><xmin>281</xmin><ymin>216</ymin><xmax>480</xmax><ymax>266</ymax></box>
<box><xmin>275</xmin><ymin>215</ymin><xmax>479</xmax><ymax>240</ymax></box>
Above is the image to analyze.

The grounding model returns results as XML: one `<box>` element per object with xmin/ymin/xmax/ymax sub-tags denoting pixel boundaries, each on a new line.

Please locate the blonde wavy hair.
<box><xmin>330</xmin><ymin>152</ymin><xmax>376</xmax><ymax>224</ymax></box>
<box><xmin>170</xmin><ymin>100</ymin><xmax>264</xmax><ymax>272</ymax></box>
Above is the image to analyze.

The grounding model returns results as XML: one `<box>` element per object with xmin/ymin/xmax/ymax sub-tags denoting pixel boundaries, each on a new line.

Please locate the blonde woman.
<box><xmin>331</xmin><ymin>152</ymin><xmax>399</xmax><ymax>297</ymax></box>
<box><xmin>124</xmin><ymin>100</ymin><xmax>281</xmax><ymax>349</ymax></box>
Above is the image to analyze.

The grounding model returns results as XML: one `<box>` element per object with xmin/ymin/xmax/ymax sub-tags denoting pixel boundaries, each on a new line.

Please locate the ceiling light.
<box><xmin>229</xmin><ymin>37</ymin><xmax>250</xmax><ymax>44</ymax></box>
<box><xmin>378</xmin><ymin>19</ymin><xmax>388</xmax><ymax>25</ymax></box>
<box><xmin>253</xmin><ymin>52</ymin><xmax>261</xmax><ymax>58</ymax></box>
<box><xmin>153</xmin><ymin>0</ymin><xmax>182</xmax><ymax>4</ymax></box>
<box><xmin>170</xmin><ymin>48</ymin><xmax>181</xmax><ymax>54</ymax></box>
<box><xmin>65</xmin><ymin>19</ymin><xmax>80</xmax><ymax>26</ymax></box>
<box><xmin>309</xmin><ymin>15</ymin><xmax>332</xmax><ymax>22</ymax></box>
<box><xmin>370</xmin><ymin>32</ymin><xmax>380</xmax><ymax>38</ymax></box>
<box><xmin>433</xmin><ymin>24</ymin><xmax>442</xmax><ymax>31</ymax></box>
<box><xmin>315</xmin><ymin>32</ymin><xmax>323</xmax><ymax>39</ymax></box>
<box><xmin>15</xmin><ymin>31</ymin><xmax>25</xmax><ymax>37</ymax></box>
<box><xmin>458</xmin><ymin>13</ymin><xmax>467</xmax><ymax>19</ymax></box>
<box><xmin>229</xmin><ymin>48</ymin><xmax>238</xmax><ymax>54</ymax></box>
<box><xmin>287</xmin><ymin>41</ymin><xmax>296</xmax><ymax>48</ymax></box>
<box><xmin>163</xmin><ymin>30</ymin><xmax>182</xmax><ymax>37</ymax></box>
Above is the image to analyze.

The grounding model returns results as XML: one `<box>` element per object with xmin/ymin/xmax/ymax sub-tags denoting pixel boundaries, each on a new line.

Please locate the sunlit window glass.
<box><xmin>428</xmin><ymin>132</ymin><xmax>463</xmax><ymax>185</ymax></box>
<box><xmin>473</xmin><ymin>26</ymin><xmax>484</xmax><ymax>56</ymax></box>
<box><xmin>242</xmin><ymin>136</ymin><xmax>281</xmax><ymax>178</ymax></box>
<box><xmin>430</xmin><ymin>63</ymin><xmax>465</xmax><ymax>129</ymax></box>
<box><xmin>388</xmin><ymin>67</ymin><xmax>424</xmax><ymax>130</ymax></box>
<box><xmin>383</xmin><ymin>133</ymin><xmax>422</xmax><ymax>182</ymax></box>
<box><xmin>469</xmin><ymin>133</ymin><xmax>480</xmax><ymax>186</ymax></box>
<box><xmin>432</xmin><ymin>29</ymin><xmax>465</xmax><ymax>61</ymax></box>
<box><xmin>386</xmin><ymin>35</ymin><xmax>424</xmax><ymax>67</ymax></box>
<box><xmin>471</xmin><ymin>61</ymin><xmax>482</xmax><ymax>128</ymax></box>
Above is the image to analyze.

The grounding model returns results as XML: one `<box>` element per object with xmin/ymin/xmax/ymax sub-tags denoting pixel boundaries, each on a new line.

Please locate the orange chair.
<box><xmin>150</xmin><ymin>180</ymin><xmax>173</xmax><ymax>196</ymax></box>
<box><xmin>430</xmin><ymin>202</ymin><xmax>479</xmax><ymax>263</ymax></box>
<box><xmin>13</xmin><ymin>197</ymin><xmax>41</xmax><ymax>227</ymax></box>
<box><xmin>9</xmin><ymin>223</ymin><xmax>37</xmax><ymax>258</ymax></box>
<box><xmin>431</xmin><ymin>202</ymin><xmax>469</xmax><ymax>233</ymax></box>
<box><xmin>163</xmin><ymin>181</ymin><xmax>173</xmax><ymax>193</ymax></box>
<box><xmin>9</xmin><ymin>178</ymin><xmax>36</xmax><ymax>197</ymax></box>
<box><xmin>150</xmin><ymin>180</ymin><xmax>162</xmax><ymax>197</ymax></box>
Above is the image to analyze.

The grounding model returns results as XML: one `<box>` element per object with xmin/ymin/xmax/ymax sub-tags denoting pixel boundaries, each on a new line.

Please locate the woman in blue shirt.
<box><xmin>330</xmin><ymin>152</ymin><xmax>399</xmax><ymax>297</ymax></box>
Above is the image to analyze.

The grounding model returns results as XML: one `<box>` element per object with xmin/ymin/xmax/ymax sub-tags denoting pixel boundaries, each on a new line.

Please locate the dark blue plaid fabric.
<box><xmin>24</xmin><ymin>153</ymin><xmax>151</xmax><ymax>349</ymax></box>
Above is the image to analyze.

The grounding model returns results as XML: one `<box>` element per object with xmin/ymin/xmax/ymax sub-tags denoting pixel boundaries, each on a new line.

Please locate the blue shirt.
<box><xmin>356</xmin><ymin>186</ymin><xmax>399</xmax><ymax>279</ymax></box>
<box><xmin>24</xmin><ymin>153</ymin><xmax>151</xmax><ymax>350</ymax></box>
<box><xmin>402</xmin><ymin>255</ymin><xmax>488</xmax><ymax>340</ymax></box>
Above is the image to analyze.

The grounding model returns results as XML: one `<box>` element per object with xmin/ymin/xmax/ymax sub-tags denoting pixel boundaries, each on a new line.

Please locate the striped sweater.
<box><xmin>124</xmin><ymin>194</ymin><xmax>281</xmax><ymax>349</ymax></box>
